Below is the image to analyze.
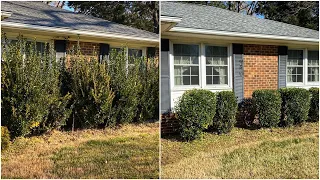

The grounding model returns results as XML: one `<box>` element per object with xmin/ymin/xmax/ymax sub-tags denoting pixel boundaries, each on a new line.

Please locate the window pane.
<box><xmin>191</xmin><ymin>56</ymin><xmax>198</xmax><ymax>64</ymax></box>
<box><xmin>213</xmin><ymin>76</ymin><xmax>219</xmax><ymax>84</ymax></box>
<box><xmin>297</xmin><ymin>75</ymin><xmax>303</xmax><ymax>82</ymax></box>
<box><xmin>206</xmin><ymin>66</ymin><xmax>212</xmax><ymax>75</ymax></box>
<box><xmin>182</xmin><ymin>76</ymin><xmax>190</xmax><ymax>85</ymax></box>
<box><xmin>206</xmin><ymin>76</ymin><xmax>212</xmax><ymax>84</ymax></box>
<box><xmin>191</xmin><ymin>76</ymin><xmax>199</xmax><ymax>85</ymax></box>
<box><xmin>175</xmin><ymin>77</ymin><xmax>182</xmax><ymax>85</ymax></box>
<box><xmin>213</xmin><ymin>67</ymin><xmax>220</xmax><ymax>75</ymax></box>
<box><xmin>182</xmin><ymin>66</ymin><xmax>190</xmax><ymax>75</ymax></box>
<box><xmin>174</xmin><ymin>66</ymin><xmax>181</xmax><ymax>76</ymax></box>
<box><xmin>296</xmin><ymin>67</ymin><xmax>303</xmax><ymax>75</ymax></box>
<box><xmin>191</xmin><ymin>66</ymin><xmax>199</xmax><ymax>75</ymax></box>
<box><xmin>307</xmin><ymin>51</ymin><xmax>319</xmax><ymax>82</ymax></box>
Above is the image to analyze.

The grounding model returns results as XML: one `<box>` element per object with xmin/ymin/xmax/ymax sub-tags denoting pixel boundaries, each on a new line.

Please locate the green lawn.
<box><xmin>161</xmin><ymin>122</ymin><xmax>319</xmax><ymax>179</ymax></box>
<box><xmin>1</xmin><ymin>123</ymin><xmax>159</xmax><ymax>179</ymax></box>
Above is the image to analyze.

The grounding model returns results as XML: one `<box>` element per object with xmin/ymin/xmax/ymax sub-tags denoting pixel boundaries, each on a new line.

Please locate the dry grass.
<box><xmin>161</xmin><ymin>122</ymin><xmax>319</xmax><ymax>179</ymax></box>
<box><xmin>1</xmin><ymin>122</ymin><xmax>159</xmax><ymax>179</ymax></box>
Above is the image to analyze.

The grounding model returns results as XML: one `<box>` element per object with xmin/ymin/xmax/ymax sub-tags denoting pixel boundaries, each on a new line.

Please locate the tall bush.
<box><xmin>137</xmin><ymin>57</ymin><xmax>159</xmax><ymax>121</ymax></box>
<box><xmin>1</xmin><ymin>126</ymin><xmax>10</xmax><ymax>151</ymax></box>
<box><xmin>1</xmin><ymin>35</ymin><xmax>71</xmax><ymax>138</ymax></box>
<box><xmin>175</xmin><ymin>89</ymin><xmax>216</xmax><ymax>141</ymax></box>
<box><xmin>252</xmin><ymin>90</ymin><xmax>281</xmax><ymax>128</ymax></box>
<box><xmin>211</xmin><ymin>91</ymin><xmax>237</xmax><ymax>134</ymax></box>
<box><xmin>67</xmin><ymin>46</ymin><xmax>114</xmax><ymax>128</ymax></box>
<box><xmin>279</xmin><ymin>88</ymin><xmax>310</xmax><ymax>126</ymax></box>
<box><xmin>309</xmin><ymin>87</ymin><xmax>319</xmax><ymax>122</ymax></box>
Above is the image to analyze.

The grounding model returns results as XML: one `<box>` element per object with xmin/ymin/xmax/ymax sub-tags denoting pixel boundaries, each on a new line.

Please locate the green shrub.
<box><xmin>280</xmin><ymin>88</ymin><xmax>310</xmax><ymax>126</ymax></box>
<box><xmin>211</xmin><ymin>91</ymin><xmax>237</xmax><ymax>134</ymax></box>
<box><xmin>107</xmin><ymin>48</ymin><xmax>142</xmax><ymax>124</ymax></box>
<box><xmin>309</xmin><ymin>87</ymin><xmax>319</xmax><ymax>122</ymax></box>
<box><xmin>175</xmin><ymin>89</ymin><xmax>216</xmax><ymax>141</ymax></box>
<box><xmin>68</xmin><ymin>47</ymin><xmax>115</xmax><ymax>128</ymax></box>
<box><xmin>137</xmin><ymin>58</ymin><xmax>159</xmax><ymax>121</ymax></box>
<box><xmin>1</xmin><ymin>35</ymin><xmax>70</xmax><ymax>138</ymax></box>
<box><xmin>1</xmin><ymin>126</ymin><xmax>11</xmax><ymax>150</ymax></box>
<box><xmin>252</xmin><ymin>90</ymin><xmax>281</xmax><ymax>128</ymax></box>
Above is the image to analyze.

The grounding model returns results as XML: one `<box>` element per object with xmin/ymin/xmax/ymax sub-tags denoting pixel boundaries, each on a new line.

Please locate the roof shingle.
<box><xmin>161</xmin><ymin>2</ymin><xmax>319</xmax><ymax>39</ymax></box>
<box><xmin>2</xmin><ymin>1</ymin><xmax>158</xmax><ymax>39</ymax></box>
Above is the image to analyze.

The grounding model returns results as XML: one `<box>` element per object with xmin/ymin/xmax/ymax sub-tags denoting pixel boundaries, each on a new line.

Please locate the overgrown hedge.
<box><xmin>252</xmin><ymin>90</ymin><xmax>281</xmax><ymax>128</ymax></box>
<box><xmin>280</xmin><ymin>88</ymin><xmax>310</xmax><ymax>126</ymax></box>
<box><xmin>211</xmin><ymin>91</ymin><xmax>237</xmax><ymax>134</ymax></box>
<box><xmin>1</xmin><ymin>35</ymin><xmax>159</xmax><ymax>139</ymax></box>
<box><xmin>309</xmin><ymin>87</ymin><xmax>319</xmax><ymax>122</ymax></box>
<box><xmin>1</xmin><ymin>126</ymin><xmax>10</xmax><ymax>151</ymax></box>
<box><xmin>175</xmin><ymin>89</ymin><xmax>216</xmax><ymax>141</ymax></box>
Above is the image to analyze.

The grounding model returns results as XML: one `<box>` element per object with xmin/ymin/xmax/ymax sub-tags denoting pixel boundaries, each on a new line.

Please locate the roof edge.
<box><xmin>2</xmin><ymin>21</ymin><xmax>159</xmax><ymax>43</ymax></box>
<box><xmin>161</xmin><ymin>15</ymin><xmax>182</xmax><ymax>23</ymax></box>
<box><xmin>169</xmin><ymin>27</ymin><xmax>319</xmax><ymax>43</ymax></box>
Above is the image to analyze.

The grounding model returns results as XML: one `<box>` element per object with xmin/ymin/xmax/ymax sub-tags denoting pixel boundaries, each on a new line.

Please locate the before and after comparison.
<box><xmin>0</xmin><ymin>0</ymin><xmax>319</xmax><ymax>179</ymax></box>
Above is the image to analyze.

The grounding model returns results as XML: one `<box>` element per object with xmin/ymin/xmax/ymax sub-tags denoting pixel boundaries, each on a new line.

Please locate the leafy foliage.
<box><xmin>1</xmin><ymin>35</ymin><xmax>71</xmax><ymax>138</ymax></box>
<box><xmin>211</xmin><ymin>91</ymin><xmax>237</xmax><ymax>134</ymax></box>
<box><xmin>308</xmin><ymin>87</ymin><xmax>319</xmax><ymax>122</ymax></box>
<box><xmin>252</xmin><ymin>90</ymin><xmax>281</xmax><ymax>128</ymax></box>
<box><xmin>1</xmin><ymin>126</ymin><xmax>11</xmax><ymax>151</ymax></box>
<box><xmin>67</xmin><ymin>48</ymin><xmax>115</xmax><ymax>128</ymax></box>
<box><xmin>280</xmin><ymin>88</ymin><xmax>310</xmax><ymax>126</ymax></box>
<box><xmin>236</xmin><ymin>98</ymin><xmax>256</xmax><ymax>128</ymax></box>
<box><xmin>175</xmin><ymin>89</ymin><xmax>216</xmax><ymax>141</ymax></box>
<box><xmin>68</xmin><ymin>1</ymin><xmax>159</xmax><ymax>33</ymax></box>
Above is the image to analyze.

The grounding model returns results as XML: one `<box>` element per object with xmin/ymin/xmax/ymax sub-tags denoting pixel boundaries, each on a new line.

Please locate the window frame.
<box><xmin>203</xmin><ymin>44</ymin><xmax>232</xmax><ymax>88</ymax></box>
<box><xmin>287</xmin><ymin>48</ymin><xmax>319</xmax><ymax>87</ymax></box>
<box><xmin>286</xmin><ymin>49</ymin><xmax>304</xmax><ymax>84</ymax></box>
<box><xmin>172</xmin><ymin>43</ymin><xmax>201</xmax><ymax>87</ymax></box>
<box><xmin>169</xmin><ymin>41</ymin><xmax>232</xmax><ymax>91</ymax></box>
<box><xmin>306</xmin><ymin>50</ymin><xmax>319</xmax><ymax>84</ymax></box>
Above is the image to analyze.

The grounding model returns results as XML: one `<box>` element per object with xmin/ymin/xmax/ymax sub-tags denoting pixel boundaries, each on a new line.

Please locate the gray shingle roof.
<box><xmin>2</xmin><ymin>1</ymin><xmax>158</xmax><ymax>40</ymax></box>
<box><xmin>161</xmin><ymin>2</ymin><xmax>319</xmax><ymax>39</ymax></box>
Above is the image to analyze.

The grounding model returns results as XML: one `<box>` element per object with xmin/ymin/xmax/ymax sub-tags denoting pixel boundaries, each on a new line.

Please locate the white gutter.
<box><xmin>1</xmin><ymin>21</ymin><xmax>159</xmax><ymax>43</ymax></box>
<box><xmin>161</xmin><ymin>15</ymin><xmax>182</xmax><ymax>23</ymax></box>
<box><xmin>170</xmin><ymin>27</ymin><xmax>319</xmax><ymax>43</ymax></box>
<box><xmin>1</xmin><ymin>11</ymin><xmax>12</xmax><ymax>20</ymax></box>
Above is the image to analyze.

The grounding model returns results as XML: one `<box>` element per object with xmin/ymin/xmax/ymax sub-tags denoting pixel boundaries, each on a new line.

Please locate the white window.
<box><xmin>205</xmin><ymin>46</ymin><xmax>228</xmax><ymax>85</ymax></box>
<box><xmin>307</xmin><ymin>50</ymin><xmax>319</xmax><ymax>82</ymax></box>
<box><xmin>287</xmin><ymin>50</ymin><xmax>303</xmax><ymax>83</ymax></box>
<box><xmin>173</xmin><ymin>44</ymin><xmax>199</xmax><ymax>86</ymax></box>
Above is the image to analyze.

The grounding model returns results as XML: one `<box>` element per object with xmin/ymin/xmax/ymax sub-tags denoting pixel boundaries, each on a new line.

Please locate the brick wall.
<box><xmin>67</xmin><ymin>41</ymin><xmax>100</xmax><ymax>59</ymax></box>
<box><xmin>243</xmin><ymin>44</ymin><xmax>278</xmax><ymax>98</ymax></box>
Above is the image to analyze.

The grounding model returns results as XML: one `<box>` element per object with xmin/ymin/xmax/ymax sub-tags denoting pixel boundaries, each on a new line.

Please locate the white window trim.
<box><xmin>287</xmin><ymin>48</ymin><xmax>319</xmax><ymax>87</ymax></box>
<box><xmin>169</xmin><ymin>41</ymin><xmax>233</xmax><ymax>92</ymax></box>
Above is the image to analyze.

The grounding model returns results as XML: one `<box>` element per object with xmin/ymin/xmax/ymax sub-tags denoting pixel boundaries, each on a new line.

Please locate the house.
<box><xmin>160</xmin><ymin>2</ymin><xmax>319</xmax><ymax>113</ymax></box>
<box><xmin>1</xmin><ymin>1</ymin><xmax>159</xmax><ymax>62</ymax></box>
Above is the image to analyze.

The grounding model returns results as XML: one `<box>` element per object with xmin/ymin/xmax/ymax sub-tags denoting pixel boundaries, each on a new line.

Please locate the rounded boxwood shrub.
<box><xmin>309</xmin><ymin>87</ymin><xmax>319</xmax><ymax>122</ymax></box>
<box><xmin>252</xmin><ymin>89</ymin><xmax>281</xmax><ymax>128</ymax></box>
<box><xmin>1</xmin><ymin>126</ymin><xmax>11</xmax><ymax>151</ymax></box>
<box><xmin>211</xmin><ymin>91</ymin><xmax>237</xmax><ymax>134</ymax></box>
<box><xmin>175</xmin><ymin>89</ymin><xmax>216</xmax><ymax>141</ymax></box>
<box><xmin>280</xmin><ymin>88</ymin><xmax>310</xmax><ymax>126</ymax></box>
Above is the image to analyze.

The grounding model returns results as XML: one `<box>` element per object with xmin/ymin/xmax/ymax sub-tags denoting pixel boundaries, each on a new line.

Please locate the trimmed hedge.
<box><xmin>1</xmin><ymin>126</ymin><xmax>10</xmax><ymax>150</ymax></box>
<box><xmin>252</xmin><ymin>90</ymin><xmax>281</xmax><ymax>128</ymax></box>
<box><xmin>175</xmin><ymin>89</ymin><xmax>216</xmax><ymax>141</ymax></box>
<box><xmin>280</xmin><ymin>88</ymin><xmax>310</xmax><ymax>126</ymax></box>
<box><xmin>212</xmin><ymin>91</ymin><xmax>238</xmax><ymax>134</ymax></box>
<box><xmin>309</xmin><ymin>87</ymin><xmax>319</xmax><ymax>122</ymax></box>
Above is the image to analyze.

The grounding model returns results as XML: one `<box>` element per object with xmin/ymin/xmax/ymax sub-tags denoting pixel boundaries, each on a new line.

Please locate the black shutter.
<box><xmin>278</xmin><ymin>46</ymin><xmax>288</xmax><ymax>88</ymax></box>
<box><xmin>161</xmin><ymin>39</ymin><xmax>169</xmax><ymax>52</ymax></box>
<box><xmin>54</xmin><ymin>40</ymin><xmax>66</xmax><ymax>62</ymax></box>
<box><xmin>99</xmin><ymin>43</ymin><xmax>110</xmax><ymax>63</ymax></box>
<box><xmin>147</xmin><ymin>47</ymin><xmax>156</xmax><ymax>58</ymax></box>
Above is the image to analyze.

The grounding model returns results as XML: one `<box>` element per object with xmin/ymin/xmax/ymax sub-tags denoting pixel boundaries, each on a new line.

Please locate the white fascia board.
<box><xmin>1</xmin><ymin>11</ymin><xmax>12</xmax><ymax>20</ymax></box>
<box><xmin>2</xmin><ymin>21</ymin><xmax>159</xmax><ymax>43</ymax></box>
<box><xmin>170</xmin><ymin>27</ymin><xmax>319</xmax><ymax>43</ymax></box>
<box><xmin>160</xmin><ymin>16</ymin><xmax>182</xmax><ymax>23</ymax></box>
